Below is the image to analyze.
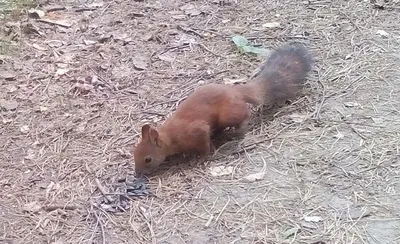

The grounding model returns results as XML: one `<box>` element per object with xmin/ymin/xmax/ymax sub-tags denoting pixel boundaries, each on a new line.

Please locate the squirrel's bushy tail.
<box><xmin>238</xmin><ymin>42</ymin><xmax>313</xmax><ymax>106</ymax></box>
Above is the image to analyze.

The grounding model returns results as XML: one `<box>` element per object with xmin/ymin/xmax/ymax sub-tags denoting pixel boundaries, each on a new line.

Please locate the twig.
<box><xmin>191</xmin><ymin>27</ymin><xmax>226</xmax><ymax>37</ymax></box>
<box><xmin>95</xmin><ymin>178</ymin><xmax>113</xmax><ymax>203</ymax></box>
<box><xmin>45</xmin><ymin>6</ymin><xmax>66</xmax><ymax>12</ymax></box>
<box><xmin>197</xmin><ymin>43</ymin><xmax>223</xmax><ymax>58</ymax></box>
<box><xmin>214</xmin><ymin>196</ymin><xmax>230</xmax><ymax>223</ymax></box>
<box><xmin>339</xmin><ymin>10</ymin><xmax>362</xmax><ymax>33</ymax></box>
<box><xmin>177</xmin><ymin>25</ymin><xmax>205</xmax><ymax>38</ymax></box>
<box><xmin>91</xmin><ymin>204</ymin><xmax>106</xmax><ymax>244</ymax></box>
<box><xmin>43</xmin><ymin>204</ymin><xmax>77</xmax><ymax>211</ymax></box>
<box><xmin>204</xmin><ymin>214</ymin><xmax>214</xmax><ymax>227</ymax></box>
<box><xmin>37</xmin><ymin>19</ymin><xmax>72</xmax><ymax>28</ymax></box>
<box><xmin>75</xmin><ymin>7</ymin><xmax>98</xmax><ymax>12</ymax></box>
<box><xmin>351</xmin><ymin>125</ymin><xmax>367</xmax><ymax>139</ymax></box>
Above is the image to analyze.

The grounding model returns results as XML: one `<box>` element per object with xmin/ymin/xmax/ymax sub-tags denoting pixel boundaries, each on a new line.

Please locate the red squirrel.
<box><xmin>133</xmin><ymin>42</ymin><xmax>313</xmax><ymax>174</ymax></box>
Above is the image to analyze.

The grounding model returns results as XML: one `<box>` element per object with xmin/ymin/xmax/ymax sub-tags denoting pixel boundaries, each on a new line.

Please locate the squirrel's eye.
<box><xmin>144</xmin><ymin>156</ymin><xmax>152</xmax><ymax>164</ymax></box>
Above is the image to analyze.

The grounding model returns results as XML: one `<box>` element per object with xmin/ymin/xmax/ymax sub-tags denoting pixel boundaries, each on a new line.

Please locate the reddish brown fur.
<box><xmin>133</xmin><ymin>42</ymin><xmax>313</xmax><ymax>174</ymax></box>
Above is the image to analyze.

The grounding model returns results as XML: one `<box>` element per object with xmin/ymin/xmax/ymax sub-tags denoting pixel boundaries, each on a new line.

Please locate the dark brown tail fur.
<box><xmin>238</xmin><ymin>42</ymin><xmax>313</xmax><ymax>106</ymax></box>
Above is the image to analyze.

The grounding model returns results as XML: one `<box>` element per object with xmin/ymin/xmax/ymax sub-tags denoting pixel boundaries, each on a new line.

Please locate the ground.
<box><xmin>1</xmin><ymin>0</ymin><xmax>400</xmax><ymax>243</ymax></box>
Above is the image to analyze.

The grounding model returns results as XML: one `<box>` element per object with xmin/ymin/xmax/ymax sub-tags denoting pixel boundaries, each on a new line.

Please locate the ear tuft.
<box><xmin>149</xmin><ymin>127</ymin><xmax>160</xmax><ymax>146</ymax></box>
<box><xmin>141</xmin><ymin>124</ymin><xmax>151</xmax><ymax>139</ymax></box>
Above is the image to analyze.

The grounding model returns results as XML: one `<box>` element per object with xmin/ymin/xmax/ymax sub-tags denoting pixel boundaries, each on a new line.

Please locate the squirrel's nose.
<box><xmin>134</xmin><ymin>166</ymin><xmax>149</xmax><ymax>176</ymax></box>
<box><xmin>135</xmin><ymin>172</ymin><xmax>144</xmax><ymax>178</ymax></box>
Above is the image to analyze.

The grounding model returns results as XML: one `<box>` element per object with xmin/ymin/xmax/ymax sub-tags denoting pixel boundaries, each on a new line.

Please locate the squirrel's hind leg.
<box><xmin>187</xmin><ymin>121</ymin><xmax>214</xmax><ymax>165</ymax></box>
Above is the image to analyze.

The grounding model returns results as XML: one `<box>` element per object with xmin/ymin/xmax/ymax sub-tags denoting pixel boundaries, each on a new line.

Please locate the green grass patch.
<box><xmin>0</xmin><ymin>0</ymin><xmax>36</xmax><ymax>55</ymax></box>
<box><xmin>0</xmin><ymin>0</ymin><xmax>36</xmax><ymax>19</ymax></box>
<box><xmin>0</xmin><ymin>37</ymin><xmax>18</xmax><ymax>55</ymax></box>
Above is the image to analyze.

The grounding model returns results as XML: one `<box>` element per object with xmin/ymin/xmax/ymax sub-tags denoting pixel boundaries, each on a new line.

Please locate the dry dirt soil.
<box><xmin>1</xmin><ymin>0</ymin><xmax>400</xmax><ymax>244</ymax></box>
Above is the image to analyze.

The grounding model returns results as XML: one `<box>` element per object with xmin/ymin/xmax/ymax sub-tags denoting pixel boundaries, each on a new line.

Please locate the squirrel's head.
<box><xmin>133</xmin><ymin>124</ymin><xmax>166</xmax><ymax>175</ymax></box>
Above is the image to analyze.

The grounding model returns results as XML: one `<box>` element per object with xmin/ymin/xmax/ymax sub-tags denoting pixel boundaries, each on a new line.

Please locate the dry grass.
<box><xmin>1</xmin><ymin>0</ymin><xmax>400</xmax><ymax>244</ymax></box>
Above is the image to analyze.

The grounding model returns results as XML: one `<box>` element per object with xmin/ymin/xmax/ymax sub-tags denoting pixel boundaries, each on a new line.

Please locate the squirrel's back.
<box><xmin>238</xmin><ymin>42</ymin><xmax>313</xmax><ymax>106</ymax></box>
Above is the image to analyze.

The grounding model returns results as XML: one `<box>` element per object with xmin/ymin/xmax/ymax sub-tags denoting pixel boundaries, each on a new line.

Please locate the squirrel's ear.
<box><xmin>141</xmin><ymin>124</ymin><xmax>151</xmax><ymax>139</ymax></box>
<box><xmin>148</xmin><ymin>127</ymin><xmax>160</xmax><ymax>147</ymax></box>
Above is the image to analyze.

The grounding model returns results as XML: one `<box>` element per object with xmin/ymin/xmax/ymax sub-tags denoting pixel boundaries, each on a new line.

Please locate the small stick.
<box><xmin>214</xmin><ymin>196</ymin><xmax>230</xmax><ymax>223</ymax></box>
<box><xmin>197</xmin><ymin>43</ymin><xmax>223</xmax><ymax>58</ymax></box>
<box><xmin>46</xmin><ymin>6</ymin><xmax>66</xmax><ymax>12</ymax></box>
<box><xmin>37</xmin><ymin>19</ymin><xmax>72</xmax><ymax>28</ymax></box>
<box><xmin>204</xmin><ymin>214</ymin><xmax>214</xmax><ymax>227</ymax></box>
<box><xmin>94</xmin><ymin>178</ymin><xmax>113</xmax><ymax>202</ymax></box>
<box><xmin>43</xmin><ymin>204</ymin><xmax>77</xmax><ymax>211</ymax></box>
<box><xmin>91</xmin><ymin>204</ymin><xmax>106</xmax><ymax>244</ymax></box>
<box><xmin>75</xmin><ymin>8</ymin><xmax>97</xmax><ymax>12</ymax></box>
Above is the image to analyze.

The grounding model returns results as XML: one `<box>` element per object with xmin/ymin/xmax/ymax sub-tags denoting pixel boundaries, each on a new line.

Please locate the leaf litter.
<box><xmin>232</xmin><ymin>35</ymin><xmax>270</xmax><ymax>56</ymax></box>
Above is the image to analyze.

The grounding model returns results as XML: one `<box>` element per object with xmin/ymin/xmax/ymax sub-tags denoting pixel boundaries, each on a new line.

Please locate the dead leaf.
<box><xmin>128</xmin><ymin>12</ymin><xmax>145</xmax><ymax>17</ymax></box>
<box><xmin>112</xmin><ymin>65</ymin><xmax>132</xmax><ymax>79</ymax></box>
<box><xmin>333</xmin><ymin>132</ymin><xmax>344</xmax><ymax>139</ymax></box>
<box><xmin>83</xmin><ymin>40</ymin><xmax>96</xmax><ymax>45</ymax></box>
<box><xmin>180</xmin><ymin>4</ymin><xmax>202</xmax><ymax>16</ymax></box>
<box><xmin>28</xmin><ymin>9</ymin><xmax>45</xmax><ymax>19</ymax></box>
<box><xmin>373</xmin><ymin>0</ymin><xmax>385</xmax><ymax>9</ymax></box>
<box><xmin>45</xmin><ymin>40</ymin><xmax>63</xmax><ymax>48</ymax></box>
<box><xmin>39</xmin><ymin>106</ymin><xmax>48</xmax><ymax>112</ymax></box>
<box><xmin>158</xmin><ymin>54</ymin><xmax>175</xmax><ymax>62</ymax></box>
<box><xmin>304</xmin><ymin>216</ymin><xmax>322</xmax><ymax>222</ymax></box>
<box><xmin>176</xmin><ymin>34</ymin><xmax>196</xmax><ymax>45</ymax></box>
<box><xmin>289</xmin><ymin>113</ymin><xmax>307</xmax><ymax>123</ymax></box>
<box><xmin>76</xmin><ymin>121</ymin><xmax>87</xmax><ymax>133</ymax></box>
<box><xmin>56</xmin><ymin>63</ymin><xmax>69</xmax><ymax>69</ymax></box>
<box><xmin>33</xmin><ymin>43</ymin><xmax>47</xmax><ymax>51</ymax></box>
<box><xmin>171</xmin><ymin>15</ymin><xmax>186</xmax><ymax>20</ymax></box>
<box><xmin>25</xmin><ymin>149</ymin><xmax>36</xmax><ymax>160</ymax></box>
<box><xmin>20</xmin><ymin>125</ymin><xmax>30</xmax><ymax>133</ymax></box>
<box><xmin>55</xmin><ymin>68</ymin><xmax>69</xmax><ymax>76</ymax></box>
<box><xmin>209</xmin><ymin>166</ymin><xmax>234</xmax><ymax>177</ymax></box>
<box><xmin>2</xmin><ymin>118</ymin><xmax>13</xmax><ymax>124</ymax></box>
<box><xmin>0</xmin><ymin>71</ymin><xmax>17</xmax><ymax>81</ymax></box>
<box><xmin>243</xmin><ymin>171</ymin><xmax>266</xmax><ymax>182</ymax></box>
<box><xmin>185</xmin><ymin>9</ymin><xmax>202</xmax><ymax>16</ymax></box>
<box><xmin>23</xmin><ymin>201</ymin><xmax>42</xmax><ymax>213</ymax></box>
<box><xmin>45</xmin><ymin>181</ymin><xmax>55</xmax><ymax>199</ymax></box>
<box><xmin>50</xmin><ymin>241</ymin><xmax>64</xmax><ymax>244</ymax></box>
<box><xmin>87</xmin><ymin>2</ymin><xmax>104</xmax><ymax>8</ymax></box>
<box><xmin>142</xmin><ymin>33</ymin><xmax>153</xmax><ymax>41</ymax></box>
<box><xmin>345</xmin><ymin>53</ymin><xmax>352</xmax><ymax>60</ymax></box>
<box><xmin>376</xmin><ymin>29</ymin><xmax>389</xmax><ymax>37</ymax></box>
<box><xmin>224</xmin><ymin>78</ymin><xmax>247</xmax><ymax>85</ymax></box>
<box><xmin>73</xmin><ymin>83</ymin><xmax>94</xmax><ymax>93</ymax></box>
<box><xmin>371</xmin><ymin>117</ymin><xmax>384</xmax><ymax>124</ymax></box>
<box><xmin>114</xmin><ymin>33</ymin><xmax>129</xmax><ymax>41</ymax></box>
<box><xmin>343</xmin><ymin>102</ymin><xmax>360</xmax><ymax>107</ymax></box>
<box><xmin>0</xmin><ymin>99</ymin><xmax>19</xmax><ymax>110</ymax></box>
<box><xmin>98</xmin><ymin>35</ymin><xmax>113</xmax><ymax>43</ymax></box>
<box><xmin>242</xmin><ymin>157</ymin><xmax>267</xmax><ymax>182</ymax></box>
<box><xmin>132</xmin><ymin>59</ymin><xmax>148</xmax><ymax>70</ymax></box>
<box><xmin>262</xmin><ymin>22</ymin><xmax>280</xmax><ymax>28</ymax></box>
<box><xmin>346</xmin><ymin>208</ymin><xmax>371</xmax><ymax>220</ymax></box>
<box><xmin>8</xmin><ymin>85</ymin><xmax>18</xmax><ymax>93</ymax></box>
<box><xmin>91</xmin><ymin>75</ymin><xmax>99</xmax><ymax>85</ymax></box>
<box><xmin>282</xmin><ymin>227</ymin><xmax>300</xmax><ymax>239</ymax></box>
